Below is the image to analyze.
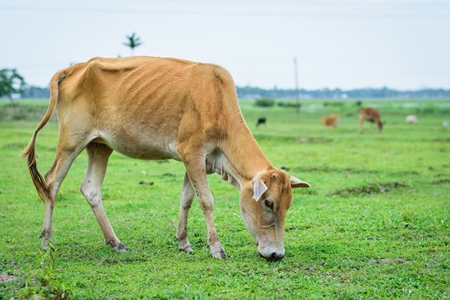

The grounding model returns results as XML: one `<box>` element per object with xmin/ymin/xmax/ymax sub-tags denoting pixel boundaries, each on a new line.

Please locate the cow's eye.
<box><xmin>264</xmin><ymin>199</ymin><xmax>274</xmax><ymax>210</ymax></box>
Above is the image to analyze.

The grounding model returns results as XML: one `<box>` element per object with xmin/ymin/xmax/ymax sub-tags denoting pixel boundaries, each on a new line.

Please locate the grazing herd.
<box><xmin>260</xmin><ymin>106</ymin><xmax>431</xmax><ymax>134</ymax></box>
<box><xmin>321</xmin><ymin>107</ymin><xmax>384</xmax><ymax>133</ymax></box>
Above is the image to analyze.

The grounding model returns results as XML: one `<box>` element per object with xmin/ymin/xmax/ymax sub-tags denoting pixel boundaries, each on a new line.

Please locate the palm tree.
<box><xmin>123</xmin><ymin>33</ymin><xmax>142</xmax><ymax>56</ymax></box>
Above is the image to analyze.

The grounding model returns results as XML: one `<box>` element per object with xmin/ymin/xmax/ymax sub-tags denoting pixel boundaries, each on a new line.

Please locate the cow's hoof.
<box><xmin>210</xmin><ymin>249</ymin><xmax>227</xmax><ymax>259</ymax></box>
<box><xmin>179</xmin><ymin>245</ymin><xmax>194</xmax><ymax>253</ymax></box>
<box><xmin>111</xmin><ymin>242</ymin><xmax>128</xmax><ymax>252</ymax></box>
<box><xmin>41</xmin><ymin>237</ymin><xmax>55</xmax><ymax>251</ymax></box>
<box><xmin>41</xmin><ymin>243</ymin><xmax>55</xmax><ymax>251</ymax></box>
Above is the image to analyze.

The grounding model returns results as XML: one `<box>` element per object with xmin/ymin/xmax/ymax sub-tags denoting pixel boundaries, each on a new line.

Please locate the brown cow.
<box><xmin>321</xmin><ymin>114</ymin><xmax>339</xmax><ymax>129</ymax></box>
<box><xmin>359</xmin><ymin>107</ymin><xmax>383</xmax><ymax>133</ymax></box>
<box><xmin>22</xmin><ymin>56</ymin><xmax>310</xmax><ymax>261</ymax></box>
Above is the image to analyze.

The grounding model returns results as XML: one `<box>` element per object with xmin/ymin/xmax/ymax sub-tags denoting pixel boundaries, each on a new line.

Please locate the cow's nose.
<box><xmin>260</xmin><ymin>251</ymin><xmax>284</xmax><ymax>261</ymax></box>
<box><xmin>268</xmin><ymin>252</ymin><xmax>284</xmax><ymax>261</ymax></box>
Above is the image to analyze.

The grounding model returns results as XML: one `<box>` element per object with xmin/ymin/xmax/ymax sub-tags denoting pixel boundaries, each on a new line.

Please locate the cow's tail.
<box><xmin>21</xmin><ymin>70</ymin><xmax>66</xmax><ymax>203</ymax></box>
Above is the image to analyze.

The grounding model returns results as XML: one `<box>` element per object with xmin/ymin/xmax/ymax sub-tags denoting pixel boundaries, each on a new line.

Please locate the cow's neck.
<box><xmin>207</xmin><ymin>123</ymin><xmax>273</xmax><ymax>190</ymax></box>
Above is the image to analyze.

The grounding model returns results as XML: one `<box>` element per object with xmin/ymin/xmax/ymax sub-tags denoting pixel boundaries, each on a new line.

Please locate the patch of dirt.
<box><xmin>432</xmin><ymin>138</ymin><xmax>450</xmax><ymax>142</ymax></box>
<box><xmin>430</xmin><ymin>179</ymin><xmax>450</xmax><ymax>185</ymax></box>
<box><xmin>327</xmin><ymin>182</ymin><xmax>407</xmax><ymax>197</ymax></box>
<box><xmin>296</xmin><ymin>137</ymin><xmax>333</xmax><ymax>143</ymax></box>
<box><xmin>293</xmin><ymin>166</ymin><xmax>419</xmax><ymax>176</ymax></box>
<box><xmin>373</xmin><ymin>258</ymin><xmax>407</xmax><ymax>265</ymax></box>
<box><xmin>0</xmin><ymin>273</ymin><xmax>19</xmax><ymax>283</ymax></box>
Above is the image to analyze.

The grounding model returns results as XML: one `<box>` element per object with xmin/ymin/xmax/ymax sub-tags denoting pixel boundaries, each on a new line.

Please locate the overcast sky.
<box><xmin>2</xmin><ymin>0</ymin><xmax>450</xmax><ymax>90</ymax></box>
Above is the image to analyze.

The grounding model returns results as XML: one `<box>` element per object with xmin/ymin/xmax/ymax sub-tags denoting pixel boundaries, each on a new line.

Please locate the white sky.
<box><xmin>2</xmin><ymin>0</ymin><xmax>450</xmax><ymax>90</ymax></box>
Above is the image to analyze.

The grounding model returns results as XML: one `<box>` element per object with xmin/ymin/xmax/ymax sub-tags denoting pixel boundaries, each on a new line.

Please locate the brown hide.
<box><xmin>22</xmin><ymin>56</ymin><xmax>310</xmax><ymax>261</ymax></box>
<box><xmin>359</xmin><ymin>107</ymin><xmax>383</xmax><ymax>133</ymax></box>
<box><xmin>321</xmin><ymin>114</ymin><xmax>339</xmax><ymax>128</ymax></box>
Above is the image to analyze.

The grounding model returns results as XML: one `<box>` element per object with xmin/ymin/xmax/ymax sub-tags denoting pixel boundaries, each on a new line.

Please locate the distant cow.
<box><xmin>359</xmin><ymin>107</ymin><xmax>383</xmax><ymax>133</ymax></box>
<box><xmin>406</xmin><ymin>115</ymin><xmax>418</xmax><ymax>124</ymax></box>
<box><xmin>321</xmin><ymin>114</ymin><xmax>339</xmax><ymax>129</ymax></box>
<box><xmin>256</xmin><ymin>117</ymin><xmax>266</xmax><ymax>127</ymax></box>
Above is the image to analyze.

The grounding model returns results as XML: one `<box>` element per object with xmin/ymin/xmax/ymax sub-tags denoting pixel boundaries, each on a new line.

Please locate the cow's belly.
<box><xmin>94</xmin><ymin>132</ymin><xmax>181</xmax><ymax>161</ymax></box>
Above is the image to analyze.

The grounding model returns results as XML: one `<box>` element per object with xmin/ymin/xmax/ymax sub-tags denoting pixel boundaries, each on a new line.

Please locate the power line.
<box><xmin>1</xmin><ymin>5</ymin><xmax>449</xmax><ymax>18</ymax></box>
<box><xmin>116</xmin><ymin>0</ymin><xmax>450</xmax><ymax>5</ymax></box>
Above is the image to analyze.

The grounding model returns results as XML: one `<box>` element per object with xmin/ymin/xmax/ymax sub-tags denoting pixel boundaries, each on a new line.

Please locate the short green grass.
<box><xmin>0</xmin><ymin>98</ymin><xmax>449</xmax><ymax>299</ymax></box>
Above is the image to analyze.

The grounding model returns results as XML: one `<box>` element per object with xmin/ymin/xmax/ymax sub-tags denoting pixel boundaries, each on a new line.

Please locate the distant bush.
<box><xmin>12</xmin><ymin>111</ymin><xmax>27</xmax><ymax>120</ymax></box>
<box><xmin>277</xmin><ymin>101</ymin><xmax>300</xmax><ymax>108</ymax></box>
<box><xmin>254</xmin><ymin>97</ymin><xmax>275</xmax><ymax>107</ymax></box>
<box><xmin>22</xmin><ymin>86</ymin><xmax>50</xmax><ymax>98</ymax></box>
<box><xmin>0</xmin><ymin>102</ymin><xmax>51</xmax><ymax>121</ymax></box>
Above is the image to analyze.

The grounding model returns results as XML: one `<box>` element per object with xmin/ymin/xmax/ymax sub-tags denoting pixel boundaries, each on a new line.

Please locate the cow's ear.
<box><xmin>290</xmin><ymin>176</ymin><xmax>310</xmax><ymax>189</ymax></box>
<box><xmin>252</xmin><ymin>179</ymin><xmax>268</xmax><ymax>201</ymax></box>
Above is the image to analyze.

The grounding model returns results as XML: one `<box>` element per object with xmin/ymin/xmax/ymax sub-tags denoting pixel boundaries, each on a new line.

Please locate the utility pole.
<box><xmin>293</xmin><ymin>56</ymin><xmax>300</xmax><ymax>116</ymax></box>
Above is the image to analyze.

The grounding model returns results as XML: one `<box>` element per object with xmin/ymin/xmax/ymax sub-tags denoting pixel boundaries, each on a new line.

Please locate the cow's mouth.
<box><xmin>258</xmin><ymin>251</ymin><xmax>284</xmax><ymax>261</ymax></box>
<box><xmin>256</xmin><ymin>241</ymin><xmax>284</xmax><ymax>261</ymax></box>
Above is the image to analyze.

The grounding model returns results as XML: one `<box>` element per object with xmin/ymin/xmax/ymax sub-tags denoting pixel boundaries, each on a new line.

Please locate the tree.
<box><xmin>0</xmin><ymin>68</ymin><xmax>26</xmax><ymax>105</ymax></box>
<box><xmin>123</xmin><ymin>32</ymin><xmax>142</xmax><ymax>56</ymax></box>
<box><xmin>255</xmin><ymin>97</ymin><xmax>275</xmax><ymax>107</ymax></box>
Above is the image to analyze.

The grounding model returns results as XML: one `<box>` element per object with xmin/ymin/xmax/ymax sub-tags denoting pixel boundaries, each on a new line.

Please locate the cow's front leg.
<box><xmin>184</xmin><ymin>158</ymin><xmax>227</xmax><ymax>259</ymax></box>
<box><xmin>359</xmin><ymin>117</ymin><xmax>365</xmax><ymax>134</ymax></box>
<box><xmin>198</xmin><ymin>191</ymin><xmax>227</xmax><ymax>259</ymax></box>
<box><xmin>176</xmin><ymin>172</ymin><xmax>195</xmax><ymax>253</ymax></box>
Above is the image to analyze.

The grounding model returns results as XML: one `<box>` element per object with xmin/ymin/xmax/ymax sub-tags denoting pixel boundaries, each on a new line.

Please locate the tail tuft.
<box><xmin>21</xmin><ymin>135</ymin><xmax>51</xmax><ymax>202</ymax></box>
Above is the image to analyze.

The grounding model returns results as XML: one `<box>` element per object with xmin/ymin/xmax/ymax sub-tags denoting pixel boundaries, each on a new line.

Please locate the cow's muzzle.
<box><xmin>259</xmin><ymin>251</ymin><xmax>284</xmax><ymax>261</ymax></box>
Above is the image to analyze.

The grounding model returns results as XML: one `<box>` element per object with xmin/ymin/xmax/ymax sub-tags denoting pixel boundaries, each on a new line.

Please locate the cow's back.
<box><xmin>55</xmin><ymin>56</ymin><xmax>240</xmax><ymax>160</ymax></box>
<box><xmin>359</xmin><ymin>108</ymin><xmax>380</xmax><ymax>121</ymax></box>
<box><xmin>59</xmin><ymin>56</ymin><xmax>233</xmax><ymax>113</ymax></box>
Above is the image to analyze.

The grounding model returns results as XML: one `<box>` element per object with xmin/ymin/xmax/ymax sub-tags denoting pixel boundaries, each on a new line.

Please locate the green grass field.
<box><xmin>1</xmin><ymin>98</ymin><xmax>449</xmax><ymax>299</ymax></box>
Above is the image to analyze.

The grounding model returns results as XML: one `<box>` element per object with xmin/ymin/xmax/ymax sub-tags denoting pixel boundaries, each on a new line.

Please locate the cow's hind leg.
<box><xmin>80</xmin><ymin>142</ymin><xmax>127</xmax><ymax>252</ymax></box>
<box><xmin>176</xmin><ymin>172</ymin><xmax>195</xmax><ymax>253</ymax></box>
<box><xmin>40</xmin><ymin>141</ymin><xmax>86</xmax><ymax>249</ymax></box>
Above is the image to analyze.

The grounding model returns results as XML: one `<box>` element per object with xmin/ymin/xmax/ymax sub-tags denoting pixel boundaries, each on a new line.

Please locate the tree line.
<box><xmin>7</xmin><ymin>85</ymin><xmax>448</xmax><ymax>100</ymax></box>
<box><xmin>236</xmin><ymin>86</ymin><xmax>450</xmax><ymax>99</ymax></box>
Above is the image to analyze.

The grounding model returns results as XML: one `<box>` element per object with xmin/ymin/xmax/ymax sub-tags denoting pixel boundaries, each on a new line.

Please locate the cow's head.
<box><xmin>240</xmin><ymin>169</ymin><xmax>310</xmax><ymax>261</ymax></box>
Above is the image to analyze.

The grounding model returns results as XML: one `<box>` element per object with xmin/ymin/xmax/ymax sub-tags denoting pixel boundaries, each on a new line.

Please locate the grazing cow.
<box><xmin>405</xmin><ymin>115</ymin><xmax>418</xmax><ymax>124</ymax></box>
<box><xmin>359</xmin><ymin>107</ymin><xmax>383</xmax><ymax>133</ymax></box>
<box><xmin>256</xmin><ymin>117</ymin><xmax>266</xmax><ymax>127</ymax></box>
<box><xmin>321</xmin><ymin>114</ymin><xmax>339</xmax><ymax>129</ymax></box>
<box><xmin>22</xmin><ymin>56</ymin><xmax>310</xmax><ymax>261</ymax></box>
